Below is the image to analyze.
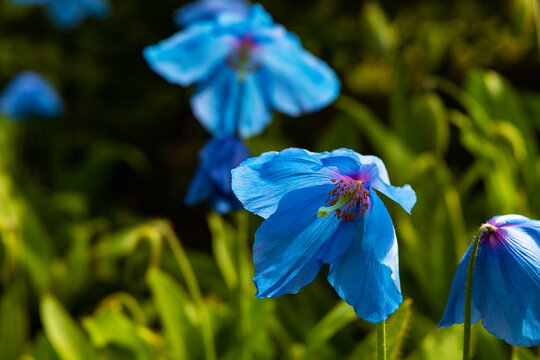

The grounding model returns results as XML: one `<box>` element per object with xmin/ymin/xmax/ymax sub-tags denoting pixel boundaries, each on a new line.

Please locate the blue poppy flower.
<box><xmin>144</xmin><ymin>4</ymin><xmax>340</xmax><ymax>139</ymax></box>
<box><xmin>439</xmin><ymin>215</ymin><xmax>540</xmax><ymax>347</ymax></box>
<box><xmin>174</xmin><ymin>0</ymin><xmax>250</xmax><ymax>27</ymax></box>
<box><xmin>231</xmin><ymin>148</ymin><xmax>416</xmax><ymax>322</ymax></box>
<box><xmin>0</xmin><ymin>71</ymin><xmax>63</xmax><ymax>120</ymax></box>
<box><xmin>9</xmin><ymin>0</ymin><xmax>109</xmax><ymax>28</ymax></box>
<box><xmin>186</xmin><ymin>136</ymin><xmax>250</xmax><ymax>214</ymax></box>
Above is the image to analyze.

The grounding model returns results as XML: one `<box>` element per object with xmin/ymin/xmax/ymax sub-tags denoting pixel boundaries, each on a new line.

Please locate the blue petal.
<box><xmin>473</xmin><ymin>224</ymin><xmax>540</xmax><ymax>346</ymax></box>
<box><xmin>438</xmin><ymin>244</ymin><xmax>482</xmax><ymax>328</ymax></box>
<box><xmin>0</xmin><ymin>71</ymin><xmax>63</xmax><ymax>120</ymax></box>
<box><xmin>327</xmin><ymin>188</ymin><xmax>402</xmax><ymax>323</ymax></box>
<box><xmin>320</xmin><ymin>149</ymin><xmax>391</xmax><ymax>184</ymax></box>
<box><xmin>257</xmin><ymin>31</ymin><xmax>340</xmax><ymax>117</ymax></box>
<box><xmin>143</xmin><ymin>25</ymin><xmax>231</xmax><ymax>87</ymax></box>
<box><xmin>231</xmin><ymin>148</ymin><xmax>339</xmax><ymax>218</ymax></box>
<box><xmin>46</xmin><ymin>0</ymin><xmax>109</xmax><ymax>28</ymax></box>
<box><xmin>370</xmin><ymin>178</ymin><xmax>416</xmax><ymax>214</ymax></box>
<box><xmin>190</xmin><ymin>63</ymin><xmax>272</xmax><ymax>137</ymax></box>
<box><xmin>174</xmin><ymin>0</ymin><xmax>250</xmax><ymax>27</ymax></box>
<box><xmin>253</xmin><ymin>184</ymin><xmax>342</xmax><ymax>297</ymax></box>
<box><xmin>318</xmin><ymin>149</ymin><xmax>416</xmax><ymax>213</ymax></box>
<box><xmin>185</xmin><ymin>137</ymin><xmax>249</xmax><ymax>214</ymax></box>
<box><xmin>489</xmin><ymin>214</ymin><xmax>533</xmax><ymax>227</ymax></box>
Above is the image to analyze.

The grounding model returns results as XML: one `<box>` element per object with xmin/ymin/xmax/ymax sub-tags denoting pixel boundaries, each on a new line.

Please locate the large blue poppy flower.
<box><xmin>10</xmin><ymin>0</ymin><xmax>109</xmax><ymax>28</ymax></box>
<box><xmin>231</xmin><ymin>148</ymin><xmax>416</xmax><ymax>322</ymax></box>
<box><xmin>174</xmin><ymin>0</ymin><xmax>250</xmax><ymax>27</ymax></box>
<box><xmin>186</xmin><ymin>136</ymin><xmax>250</xmax><ymax>214</ymax></box>
<box><xmin>0</xmin><ymin>71</ymin><xmax>63</xmax><ymax>120</ymax></box>
<box><xmin>144</xmin><ymin>4</ymin><xmax>340</xmax><ymax>139</ymax></box>
<box><xmin>439</xmin><ymin>215</ymin><xmax>540</xmax><ymax>346</ymax></box>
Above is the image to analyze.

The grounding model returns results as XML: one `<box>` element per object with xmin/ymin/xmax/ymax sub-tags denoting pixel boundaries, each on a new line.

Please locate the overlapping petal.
<box><xmin>191</xmin><ymin>64</ymin><xmax>272</xmax><ymax>137</ymax></box>
<box><xmin>253</xmin><ymin>184</ymin><xmax>342</xmax><ymax>297</ymax></box>
<box><xmin>327</xmin><ymin>188</ymin><xmax>402</xmax><ymax>322</ymax></box>
<box><xmin>257</xmin><ymin>32</ymin><xmax>340</xmax><ymax>117</ymax></box>
<box><xmin>231</xmin><ymin>148</ymin><xmax>339</xmax><ymax>218</ymax></box>
<box><xmin>143</xmin><ymin>26</ymin><xmax>232</xmax><ymax>86</ymax></box>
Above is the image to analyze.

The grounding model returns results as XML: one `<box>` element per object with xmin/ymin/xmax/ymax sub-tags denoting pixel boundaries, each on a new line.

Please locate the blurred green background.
<box><xmin>1</xmin><ymin>0</ymin><xmax>540</xmax><ymax>359</ymax></box>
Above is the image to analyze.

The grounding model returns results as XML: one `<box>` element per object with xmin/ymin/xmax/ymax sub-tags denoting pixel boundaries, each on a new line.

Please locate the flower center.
<box><xmin>226</xmin><ymin>35</ymin><xmax>261</xmax><ymax>80</ymax></box>
<box><xmin>318</xmin><ymin>178</ymin><xmax>370</xmax><ymax>222</ymax></box>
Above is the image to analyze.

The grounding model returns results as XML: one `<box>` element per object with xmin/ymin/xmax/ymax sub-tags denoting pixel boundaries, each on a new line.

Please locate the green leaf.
<box><xmin>347</xmin><ymin>299</ymin><xmax>413</xmax><ymax>360</ymax></box>
<box><xmin>83</xmin><ymin>308</ymin><xmax>156</xmax><ymax>360</ymax></box>
<box><xmin>304</xmin><ymin>301</ymin><xmax>358</xmax><ymax>359</ymax></box>
<box><xmin>147</xmin><ymin>268</ymin><xmax>198</xmax><ymax>360</ymax></box>
<box><xmin>405</xmin><ymin>326</ymin><xmax>461</xmax><ymax>360</ymax></box>
<box><xmin>40</xmin><ymin>293</ymin><xmax>99</xmax><ymax>360</ymax></box>
<box><xmin>512</xmin><ymin>347</ymin><xmax>539</xmax><ymax>360</ymax></box>
<box><xmin>207</xmin><ymin>213</ymin><xmax>238</xmax><ymax>290</ymax></box>
<box><xmin>0</xmin><ymin>281</ymin><xmax>28</xmax><ymax>359</ymax></box>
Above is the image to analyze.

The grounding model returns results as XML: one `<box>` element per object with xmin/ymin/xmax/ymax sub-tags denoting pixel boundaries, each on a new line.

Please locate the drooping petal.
<box><xmin>143</xmin><ymin>25</ymin><xmax>232</xmax><ymax>87</ymax></box>
<box><xmin>473</xmin><ymin>224</ymin><xmax>540</xmax><ymax>346</ymax></box>
<box><xmin>0</xmin><ymin>71</ymin><xmax>63</xmax><ymax>120</ymax></box>
<box><xmin>189</xmin><ymin>63</ymin><xmax>272</xmax><ymax>137</ymax></box>
<box><xmin>318</xmin><ymin>149</ymin><xmax>416</xmax><ymax>213</ymax></box>
<box><xmin>257</xmin><ymin>31</ymin><xmax>339</xmax><ymax>117</ymax></box>
<box><xmin>370</xmin><ymin>178</ymin><xmax>416</xmax><ymax>214</ymax></box>
<box><xmin>327</xmin><ymin>188</ymin><xmax>402</xmax><ymax>323</ymax></box>
<box><xmin>231</xmin><ymin>148</ymin><xmax>339</xmax><ymax>218</ymax></box>
<box><xmin>253</xmin><ymin>184</ymin><xmax>342</xmax><ymax>297</ymax></box>
<box><xmin>320</xmin><ymin>149</ymin><xmax>391</xmax><ymax>184</ymax></box>
<box><xmin>438</xmin><ymin>245</ymin><xmax>482</xmax><ymax>328</ymax></box>
<box><xmin>174</xmin><ymin>0</ymin><xmax>250</xmax><ymax>27</ymax></box>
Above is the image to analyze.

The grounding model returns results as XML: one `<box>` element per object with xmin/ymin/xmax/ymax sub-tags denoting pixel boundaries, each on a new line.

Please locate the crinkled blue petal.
<box><xmin>438</xmin><ymin>244</ymin><xmax>482</xmax><ymax>328</ymax></box>
<box><xmin>318</xmin><ymin>149</ymin><xmax>416</xmax><ymax>213</ymax></box>
<box><xmin>327</xmin><ymin>188</ymin><xmax>402</xmax><ymax>323</ymax></box>
<box><xmin>0</xmin><ymin>71</ymin><xmax>63</xmax><ymax>120</ymax></box>
<box><xmin>143</xmin><ymin>25</ymin><xmax>232</xmax><ymax>87</ymax></box>
<box><xmin>231</xmin><ymin>148</ymin><xmax>339</xmax><ymax>218</ymax></box>
<box><xmin>319</xmin><ymin>149</ymin><xmax>391</xmax><ymax>184</ymax></box>
<box><xmin>473</xmin><ymin>224</ymin><xmax>540</xmax><ymax>346</ymax></box>
<box><xmin>174</xmin><ymin>0</ymin><xmax>250</xmax><ymax>27</ymax></box>
<box><xmin>190</xmin><ymin>63</ymin><xmax>271</xmax><ymax>137</ymax></box>
<box><xmin>257</xmin><ymin>31</ymin><xmax>339</xmax><ymax>117</ymax></box>
<box><xmin>253</xmin><ymin>184</ymin><xmax>342</xmax><ymax>297</ymax></box>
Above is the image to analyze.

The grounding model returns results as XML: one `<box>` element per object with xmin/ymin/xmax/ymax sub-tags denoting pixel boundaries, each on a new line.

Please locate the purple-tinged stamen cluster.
<box><xmin>227</xmin><ymin>35</ymin><xmax>261</xmax><ymax>78</ymax></box>
<box><xmin>322</xmin><ymin>178</ymin><xmax>370</xmax><ymax>222</ymax></box>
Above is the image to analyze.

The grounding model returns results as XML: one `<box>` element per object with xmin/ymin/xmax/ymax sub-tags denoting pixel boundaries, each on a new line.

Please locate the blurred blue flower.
<box><xmin>0</xmin><ymin>71</ymin><xmax>63</xmax><ymax>120</ymax></box>
<box><xmin>144</xmin><ymin>4</ymin><xmax>340</xmax><ymax>138</ymax></box>
<box><xmin>10</xmin><ymin>0</ymin><xmax>109</xmax><ymax>28</ymax></box>
<box><xmin>186</xmin><ymin>136</ymin><xmax>250</xmax><ymax>214</ymax></box>
<box><xmin>174</xmin><ymin>0</ymin><xmax>250</xmax><ymax>27</ymax></box>
<box><xmin>231</xmin><ymin>148</ymin><xmax>416</xmax><ymax>322</ymax></box>
<box><xmin>439</xmin><ymin>215</ymin><xmax>540</xmax><ymax>346</ymax></box>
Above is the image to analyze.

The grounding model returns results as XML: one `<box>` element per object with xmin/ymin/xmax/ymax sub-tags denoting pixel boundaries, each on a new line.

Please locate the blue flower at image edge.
<box><xmin>439</xmin><ymin>215</ymin><xmax>540</xmax><ymax>346</ymax></box>
<box><xmin>174</xmin><ymin>0</ymin><xmax>250</xmax><ymax>27</ymax></box>
<box><xmin>0</xmin><ymin>71</ymin><xmax>63</xmax><ymax>120</ymax></box>
<box><xmin>144</xmin><ymin>4</ymin><xmax>340</xmax><ymax>139</ymax></box>
<box><xmin>231</xmin><ymin>148</ymin><xmax>416</xmax><ymax>322</ymax></box>
<box><xmin>10</xmin><ymin>0</ymin><xmax>109</xmax><ymax>28</ymax></box>
<box><xmin>186</xmin><ymin>136</ymin><xmax>250</xmax><ymax>214</ymax></box>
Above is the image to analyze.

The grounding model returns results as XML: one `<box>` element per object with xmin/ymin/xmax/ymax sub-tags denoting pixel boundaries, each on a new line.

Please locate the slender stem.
<box><xmin>377</xmin><ymin>320</ymin><xmax>387</xmax><ymax>360</ymax></box>
<box><xmin>463</xmin><ymin>223</ymin><xmax>496</xmax><ymax>360</ymax></box>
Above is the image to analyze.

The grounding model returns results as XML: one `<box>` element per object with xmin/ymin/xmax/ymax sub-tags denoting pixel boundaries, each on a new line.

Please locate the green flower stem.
<box><xmin>377</xmin><ymin>320</ymin><xmax>386</xmax><ymax>360</ymax></box>
<box><xmin>463</xmin><ymin>223</ymin><xmax>496</xmax><ymax>360</ymax></box>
